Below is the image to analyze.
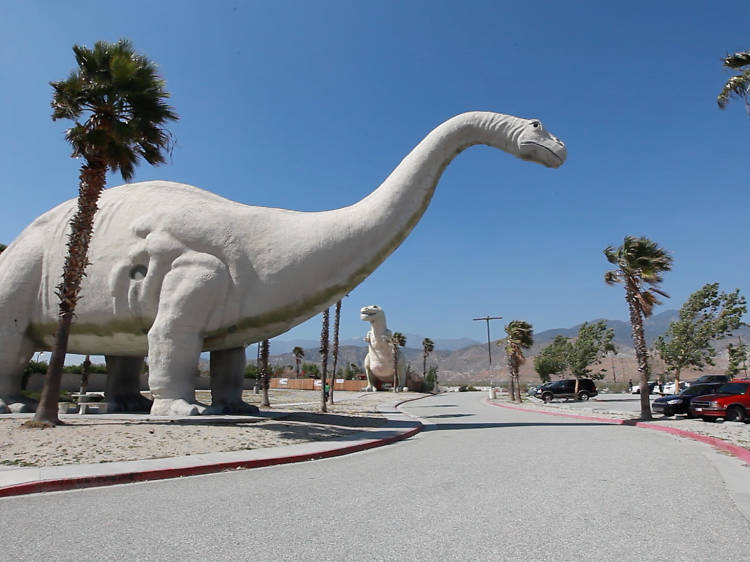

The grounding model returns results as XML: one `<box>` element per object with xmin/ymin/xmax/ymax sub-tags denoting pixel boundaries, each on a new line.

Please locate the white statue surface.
<box><xmin>360</xmin><ymin>305</ymin><xmax>407</xmax><ymax>391</ymax></box>
<box><xmin>0</xmin><ymin>112</ymin><xmax>566</xmax><ymax>415</ymax></box>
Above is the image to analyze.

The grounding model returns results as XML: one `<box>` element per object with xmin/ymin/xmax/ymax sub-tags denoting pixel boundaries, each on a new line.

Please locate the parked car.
<box><xmin>535</xmin><ymin>379</ymin><xmax>597</xmax><ymax>402</ymax></box>
<box><xmin>652</xmin><ymin>383</ymin><xmax>724</xmax><ymax>416</ymax></box>
<box><xmin>691</xmin><ymin>374</ymin><xmax>730</xmax><ymax>385</ymax></box>
<box><xmin>689</xmin><ymin>379</ymin><xmax>750</xmax><ymax>422</ymax></box>
<box><xmin>631</xmin><ymin>381</ymin><xmax>657</xmax><ymax>394</ymax></box>
<box><xmin>662</xmin><ymin>381</ymin><xmax>688</xmax><ymax>395</ymax></box>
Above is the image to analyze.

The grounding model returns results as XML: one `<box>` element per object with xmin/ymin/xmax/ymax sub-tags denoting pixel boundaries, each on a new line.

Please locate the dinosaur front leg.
<box><xmin>205</xmin><ymin>347</ymin><xmax>259</xmax><ymax>415</ymax></box>
<box><xmin>147</xmin><ymin>252</ymin><xmax>229</xmax><ymax>416</ymax></box>
<box><xmin>104</xmin><ymin>355</ymin><xmax>153</xmax><ymax>413</ymax></box>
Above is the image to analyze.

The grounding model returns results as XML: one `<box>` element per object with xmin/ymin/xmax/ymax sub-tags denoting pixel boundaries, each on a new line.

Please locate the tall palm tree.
<box><xmin>260</xmin><ymin>339</ymin><xmax>270</xmax><ymax>407</ymax></box>
<box><xmin>502</xmin><ymin>321</ymin><xmax>534</xmax><ymax>403</ymax></box>
<box><xmin>329</xmin><ymin>299</ymin><xmax>342</xmax><ymax>405</ymax></box>
<box><xmin>422</xmin><ymin>338</ymin><xmax>434</xmax><ymax>390</ymax></box>
<box><xmin>292</xmin><ymin>346</ymin><xmax>305</xmax><ymax>379</ymax></box>
<box><xmin>319</xmin><ymin>308</ymin><xmax>329</xmax><ymax>412</ymax></box>
<box><xmin>717</xmin><ymin>50</ymin><xmax>750</xmax><ymax>113</ymax></box>
<box><xmin>33</xmin><ymin>40</ymin><xmax>177</xmax><ymax>426</ymax></box>
<box><xmin>604</xmin><ymin>236</ymin><xmax>672</xmax><ymax>420</ymax></box>
<box><xmin>391</xmin><ymin>332</ymin><xmax>406</xmax><ymax>392</ymax></box>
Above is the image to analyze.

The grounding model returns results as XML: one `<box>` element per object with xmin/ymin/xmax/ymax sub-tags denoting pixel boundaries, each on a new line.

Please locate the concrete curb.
<box><xmin>485</xmin><ymin>399</ymin><xmax>750</xmax><ymax>464</ymax></box>
<box><xmin>0</xmin><ymin>409</ymin><xmax>423</xmax><ymax>499</ymax></box>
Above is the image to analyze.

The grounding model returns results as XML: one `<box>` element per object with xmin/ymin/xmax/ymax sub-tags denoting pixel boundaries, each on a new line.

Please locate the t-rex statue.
<box><xmin>360</xmin><ymin>304</ymin><xmax>407</xmax><ymax>391</ymax></box>
<box><xmin>0</xmin><ymin>111</ymin><xmax>566</xmax><ymax>415</ymax></box>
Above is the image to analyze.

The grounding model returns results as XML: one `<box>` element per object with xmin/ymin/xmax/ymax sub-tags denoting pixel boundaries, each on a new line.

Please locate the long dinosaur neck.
<box><xmin>307</xmin><ymin>112</ymin><xmax>527</xmax><ymax>289</ymax></box>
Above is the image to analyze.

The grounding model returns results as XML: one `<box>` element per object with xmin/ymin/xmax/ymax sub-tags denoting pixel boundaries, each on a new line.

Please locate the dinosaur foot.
<box><xmin>363</xmin><ymin>385</ymin><xmax>376</xmax><ymax>392</ymax></box>
<box><xmin>0</xmin><ymin>394</ymin><xmax>37</xmax><ymax>413</ymax></box>
<box><xmin>202</xmin><ymin>401</ymin><xmax>260</xmax><ymax>416</ymax></box>
<box><xmin>108</xmin><ymin>393</ymin><xmax>153</xmax><ymax>413</ymax></box>
<box><xmin>150</xmin><ymin>398</ymin><xmax>207</xmax><ymax>417</ymax></box>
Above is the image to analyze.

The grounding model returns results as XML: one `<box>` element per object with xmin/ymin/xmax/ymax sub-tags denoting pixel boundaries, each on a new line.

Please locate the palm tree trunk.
<box><xmin>626</xmin><ymin>284</ymin><xmax>652</xmax><ymax>420</ymax></box>
<box><xmin>33</xmin><ymin>161</ymin><xmax>106</xmax><ymax>425</ymax></box>
<box><xmin>260</xmin><ymin>339</ymin><xmax>270</xmax><ymax>407</ymax></box>
<box><xmin>329</xmin><ymin>300</ymin><xmax>341</xmax><ymax>405</ymax></box>
<box><xmin>320</xmin><ymin>309</ymin><xmax>329</xmax><ymax>413</ymax></box>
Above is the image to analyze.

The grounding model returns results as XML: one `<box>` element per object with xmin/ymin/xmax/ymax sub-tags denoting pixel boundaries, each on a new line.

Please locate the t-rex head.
<box><xmin>517</xmin><ymin>118</ymin><xmax>566</xmax><ymax>168</ymax></box>
<box><xmin>360</xmin><ymin>304</ymin><xmax>385</xmax><ymax>323</ymax></box>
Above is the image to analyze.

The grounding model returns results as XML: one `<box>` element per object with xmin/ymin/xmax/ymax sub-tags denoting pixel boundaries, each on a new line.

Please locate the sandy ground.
<box><xmin>0</xmin><ymin>390</ymin><xmax>421</xmax><ymax>468</ymax></box>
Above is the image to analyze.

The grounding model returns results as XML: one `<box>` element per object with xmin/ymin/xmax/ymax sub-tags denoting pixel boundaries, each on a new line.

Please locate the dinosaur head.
<box><xmin>360</xmin><ymin>304</ymin><xmax>385</xmax><ymax>323</ymax></box>
<box><xmin>517</xmin><ymin>119</ymin><xmax>566</xmax><ymax>168</ymax></box>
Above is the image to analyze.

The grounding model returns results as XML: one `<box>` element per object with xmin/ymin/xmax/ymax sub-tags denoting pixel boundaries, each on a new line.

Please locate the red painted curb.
<box><xmin>485</xmin><ymin>399</ymin><xmax>750</xmax><ymax>464</ymax></box>
<box><xmin>0</xmin><ymin>423</ymin><xmax>422</xmax><ymax>498</ymax></box>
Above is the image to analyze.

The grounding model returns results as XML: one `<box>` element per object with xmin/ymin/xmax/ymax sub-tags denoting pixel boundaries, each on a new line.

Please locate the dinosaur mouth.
<box><xmin>519</xmin><ymin>141</ymin><xmax>564</xmax><ymax>167</ymax></box>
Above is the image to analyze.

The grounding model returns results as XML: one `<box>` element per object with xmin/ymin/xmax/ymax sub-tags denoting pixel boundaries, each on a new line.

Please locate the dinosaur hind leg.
<box><xmin>0</xmin><ymin>249</ymin><xmax>42</xmax><ymax>413</ymax></box>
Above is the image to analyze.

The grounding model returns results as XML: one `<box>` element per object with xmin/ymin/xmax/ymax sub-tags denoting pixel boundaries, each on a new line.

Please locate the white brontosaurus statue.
<box><xmin>360</xmin><ymin>305</ymin><xmax>407</xmax><ymax>391</ymax></box>
<box><xmin>0</xmin><ymin>112</ymin><xmax>565</xmax><ymax>415</ymax></box>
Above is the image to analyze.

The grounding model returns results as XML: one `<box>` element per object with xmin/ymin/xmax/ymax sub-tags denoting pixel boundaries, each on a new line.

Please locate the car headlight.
<box><xmin>666</xmin><ymin>399</ymin><xmax>682</xmax><ymax>405</ymax></box>
<box><xmin>708</xmin><ymin>401</ymin><xmax>721</xmax><ymax>408</ymax></box>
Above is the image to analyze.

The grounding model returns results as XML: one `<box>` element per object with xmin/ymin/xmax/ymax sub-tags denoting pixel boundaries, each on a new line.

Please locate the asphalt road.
<box><xmin>2</xmin><ymin>392</ymin><xmax>749</xmax><ymax>561</ymax></box>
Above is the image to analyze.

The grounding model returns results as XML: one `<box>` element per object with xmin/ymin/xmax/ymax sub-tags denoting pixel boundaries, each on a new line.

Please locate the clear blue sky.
<box><xmin>2</xmin><ymin>1</ymin><xmax>748</xmax><ymax>347</ymax></box>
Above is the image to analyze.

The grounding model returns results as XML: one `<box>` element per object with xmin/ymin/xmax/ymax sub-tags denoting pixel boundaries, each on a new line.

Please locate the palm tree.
<box><xmin>329</xmin><ymin>299</ymin><xmax>342</xmax><ymax>405</ymax></box>
<box><xmin>391</xmin><ymin>332</ymin><xmax>406</xmax><ymax>392</ymax></box>
<box><xmin>260</xmin><ymin>339</ymin><xmax>270</xmax><ymax>407</ymax></box>
<box><xmin>292</xmin><ymin>346</ymin><xmax>305</xmax><ymax>379</ymax></box>
<box><xmin>319</xmin><ymin>308</ymin><xmax>330</xmax><ymax>412</ymax></box>
<box><xmin>422</xmin><ymin>338</ymin><xmax>434</xmax><ymax>385</ymax></box>
<box><xmin>604</xmin><ymin>236</ymin><xmax>672</xmax><ymax>420</ymax></box>
<box><xmin>502</xmin><ymin>321</ymin><xmax>534</xmax><ymax>403</ymax></box>
<box><xmin>33</xmin><ymin>40</ymin><xmax>177</xmax><ymax>426</ymax></box>
<box><xmin>717</xmin><ymin>50</ymin><xmax>750</xmax><ymax>113</ymax></box>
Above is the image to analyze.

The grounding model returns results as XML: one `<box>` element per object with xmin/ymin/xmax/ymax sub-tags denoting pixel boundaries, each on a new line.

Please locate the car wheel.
<box><xmin>685</xmin><ymin>411</ymin><xmax>695</xmax><ymax>419</ymax></box>
<box><xmin>663</xmin><ymin>407</ymin><xmax>672</xmax><ymax>417</ymax></box>
<box><xmin>542</xmin><ymin>393</ymin><xmax>553</xmax><ymax>403</ymax></box>
<box><xmin>634</xmin><ymin>389</ymin><xmax>640</xmax><ymax>394</ymax></box>
<box><xmin>578</xmin><ymin>391</ymin><xmax>590</xmax><ymax>401</ymax></box>
<box><xmin>726</xmin><ymin>406</ymin><xmax>746</xmax><ymax>423</ymax></box>
<box><xmin>701</xmin><ymin>416</ymin><xmax>715</xmax><ymax>423</ymax></box>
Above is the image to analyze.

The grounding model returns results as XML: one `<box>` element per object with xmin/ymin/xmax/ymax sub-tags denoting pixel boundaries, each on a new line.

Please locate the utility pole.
<box><xmin>473</xmin><ymin>315</ymin><xmax>502</xmax><ymax>398</ymax></box>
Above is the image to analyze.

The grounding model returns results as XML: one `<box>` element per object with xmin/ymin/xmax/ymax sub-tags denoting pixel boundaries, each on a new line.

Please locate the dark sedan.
<box><xmin>652</xmin><ymin>383</ymin><xmax>724</xmax><ymax>417</ymax></box>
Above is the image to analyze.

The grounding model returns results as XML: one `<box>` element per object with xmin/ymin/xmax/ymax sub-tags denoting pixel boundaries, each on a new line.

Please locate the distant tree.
<box><xmin>655</xmin><ymin>284</ymin><xmax>746</xmax><ymax>389</ymax></box>
<box><xmin>0</xmin><ymin>243</ymin><xmax>6</xmax><ymax>254</ymax></box>
<box><xmin>319</xmin><ymin>308</ymin><xmax>330</xmax><ymax>412</ymax></box>
<box><xmin>244</xmin><ymin>363</ymin><xmax>259</xmax><ymax>379</ymax></box>
<box><xmin>717</xmin><ymin>50</ymin><xmax>750</xmax><ymax>113</ymax></box>
<box><xmin>78</xmin><ymin>355</ymin><xmax>92</xmax><ymax>396</ymax></box>
<box><xmin>534</xmin><ymin>335</ymin><xmax>570</xmax><ymax>382</ymax></box>
<box><xmin>301</xmin><ymin>362</ymin><xmax>320</xmax><ymax>378</ymax></box>
<box><xmin>32</xmin><ymin>40</ymin><xmax>178</xmax><ymax>426</ymax></box>
<box><xmin>605</xmin><ymin>236</ymin><xmax>672</xmax><ymax>420</ymax></box>
<box><xmin>391</xmin><ymin>332</ymin><xmax>406</xmax><ymax>392</ymax></box>
<box><xmin>425</xmin><ymin>365</ymin><xmax>439</xmax><ymax>392</ymax></box>
<box><xmin>260</xmin><ymin>339</ymin><xmax>270</xmax><ymax>407</ymax></box>
<box><xmin>342</xmin><ymin>362</ymin><xmax>362</xmax><ymax>380</ymax></box>
<box><xmin>501</xmin><ymin>321</ymin><xmax>534</xmax><ymax>403</ymax></box>
<box><xmin>422</xmin><ymin>338</ymin><xmax>435</xmax><ymax>381</ymax></box>
<box><xmin>292</xmin><ymin>346</ymin><xmax>304</xmax><ymax>378</ymax></box>
<box><xmin>329</xmin><ymin>299</ymin><xmax>342</xmax><ymax>405</ymax></box>
<box><xmin>567</xmin><ymin>321</ymin><xmax>616</xmax><ymax>395</ymax></box>
<box><xmin>726</xmin><ymin>341</ymin><xmax>749</xmax><ymax>378</ymax></box>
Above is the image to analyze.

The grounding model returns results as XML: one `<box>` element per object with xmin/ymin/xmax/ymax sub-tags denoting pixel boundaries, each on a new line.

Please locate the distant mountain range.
<box><xmin>262</xmin><ymin>310</ymin><xmax>750</xmax><ymax>384</ymax></box>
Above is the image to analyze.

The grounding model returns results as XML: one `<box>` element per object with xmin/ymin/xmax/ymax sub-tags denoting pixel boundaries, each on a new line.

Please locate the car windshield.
<box><xmin>681</xmin><ymin>385</ymin><xmax>716</xmax><ymax>396</ymax></box>
<box><xmin>716</xmin><ymin>382</ymin><xmax>749</xmax><ymax>395</ymax></box>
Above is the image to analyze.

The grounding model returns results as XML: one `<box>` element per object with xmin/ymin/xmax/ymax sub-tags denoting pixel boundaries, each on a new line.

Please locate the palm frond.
<box><xmin>717</xmin><ymin>71</ymin><xmax>750</xmax><ymax>110</ymax></box>
<box><xmin>723</xmin><ymin>50</ymin><xmax>750</xmax><ymax>69</ymax></box>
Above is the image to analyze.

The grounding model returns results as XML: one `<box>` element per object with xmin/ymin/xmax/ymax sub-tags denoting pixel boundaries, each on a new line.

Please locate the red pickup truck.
<box><xmin>689</xmin><ymin>380</ymin><xmax>750</xmax><ymax>422</ymax></box>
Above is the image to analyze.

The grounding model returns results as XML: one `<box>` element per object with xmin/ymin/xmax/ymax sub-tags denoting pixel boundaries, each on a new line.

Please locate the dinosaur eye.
<box><xmin>532</xmin><ymin>121</ymin><xmax>540</xmax><ymax>128</ymax></box>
